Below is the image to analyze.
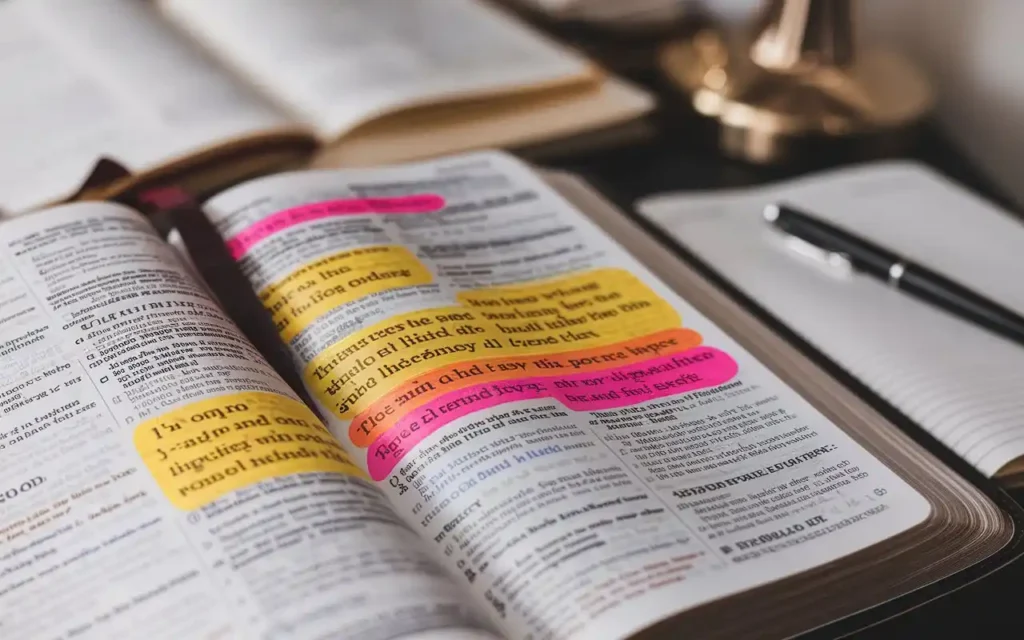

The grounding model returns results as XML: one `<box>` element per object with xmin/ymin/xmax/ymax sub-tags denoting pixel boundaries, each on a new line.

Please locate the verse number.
<box><xmin>389</xmin><ymin>476</ymin><xmax>409</xmax><ymax>495</ymax></box>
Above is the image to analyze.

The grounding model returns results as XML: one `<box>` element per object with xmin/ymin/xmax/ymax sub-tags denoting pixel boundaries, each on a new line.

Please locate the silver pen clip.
<box><xmin>781</xmin><ymin>234</ymin><xmax>854</xmax><ymax>278</ymax></box>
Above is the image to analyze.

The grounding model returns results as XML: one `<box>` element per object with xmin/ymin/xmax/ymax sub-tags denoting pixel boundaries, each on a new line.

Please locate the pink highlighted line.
<box><xmin>366</xmin><ymin>346</ymin><xmax>739</xmax><ymax>480</ymax></box>
<box><xmin>226</xmin><ymin>194</ymin><xmax>445</xmax><ymax>259</ymax></box>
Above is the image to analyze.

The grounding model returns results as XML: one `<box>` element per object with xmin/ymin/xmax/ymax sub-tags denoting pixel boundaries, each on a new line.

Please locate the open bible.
<box><xmin>0</xmin><ymin>151</ymin><xmax>1017</xmax><ymax>639</ymax></box>
<box><xmin>0</xmin><ymin>0</ymin><xmax>652</xmax><ymax>214</ymax></box>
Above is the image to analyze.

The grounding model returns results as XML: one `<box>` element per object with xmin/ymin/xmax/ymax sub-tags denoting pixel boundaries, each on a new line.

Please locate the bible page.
<box><xmin>0</xmin><ymin>203</ymin><xmax>497</xmax><ymax>639</ymax></box>
<box><xmin>201</xmin><ymin>151</ymin><xmax>934</xmax><ymax>640</ymax></box>
<box><xmin>158</xmin><ymin>0</ymin><xmax>596</xmax><ymax>139</ymax></box>
<box><xmin>0</xmin><ymin>0</ymin><xmax>298</xmax><ymax>214</ymax></box>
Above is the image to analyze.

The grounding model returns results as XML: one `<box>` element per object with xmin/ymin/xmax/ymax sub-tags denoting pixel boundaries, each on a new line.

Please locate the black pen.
<box><xmin>763</xmin><ymin>202</ymin><xmax>1024</xmax><ymax>346</ymax></box>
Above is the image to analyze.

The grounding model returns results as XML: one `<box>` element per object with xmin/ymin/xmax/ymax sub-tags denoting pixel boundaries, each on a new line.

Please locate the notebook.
<box><xmin>637</xmin><ymin>162</ymin><xmax>1024</xmax><ymax>481</ymax></box>
<box><xmin>0</xmin><ymin>0</ymin><xmax>652</xmax><ymax>214</ymax></box>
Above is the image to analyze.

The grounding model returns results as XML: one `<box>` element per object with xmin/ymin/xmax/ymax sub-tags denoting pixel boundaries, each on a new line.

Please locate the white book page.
<box><xmin>159</xmin><ymin>0</ymin><xmax>595</xmax><ymax>139</ymax></box>
<box><xmin>0</xmin><ymin>0</ymin><xmax>295</xmax><ymax>214</ymax></box>
<box><xmin>195</xmin><ymin>152</ymin><xmax>930</xmax><ymax>639</ymax></box>
<box><xmin>0</xmin><ymin>202</ymin><xmax>496</xmax><ymax>639</ymax></box>
<box><xmin>639</xmin><ymin>162</ymin><xmax>1024</xmax><ymax>477</ymax></box>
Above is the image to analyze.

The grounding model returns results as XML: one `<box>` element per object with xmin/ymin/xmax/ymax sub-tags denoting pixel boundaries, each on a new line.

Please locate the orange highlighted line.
<box><xmin>348</xmin><ymin>328</ymin><xmax>702</xmax><ymax>447</ymax></box>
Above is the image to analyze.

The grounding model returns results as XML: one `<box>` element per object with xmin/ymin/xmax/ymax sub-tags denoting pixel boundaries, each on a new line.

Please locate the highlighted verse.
<box><xmin>135</xmin><ymin>391</ymin><xmax>362</xmax><ymax>509</ymax></box>
<box><xmin>226</xmin><ymin>194</ymin><xmax>445</xmax><ymax>259</ymax></box>
<box><xmin>349</xmin><ymin>328</ymin><xmax>703</xmax><ymax>446</ymax></box>
<box><xmin>306</xmin><ymin>268</ymin><xmax>681</xmax><ymax>420</ymax></box>
<box><xmin>260</xmin><ymin>244</ymin><xmax>432</xmax><ymax>340</ymax></box>
<box><xmin>366</xmin><ymin>346</ymin><xmax>739</xmax><ymax>479</ymax></box>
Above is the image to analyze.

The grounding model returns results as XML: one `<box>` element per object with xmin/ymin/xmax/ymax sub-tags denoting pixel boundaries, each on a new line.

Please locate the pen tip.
<box><xmin>763</xmin><ymin>204</ymin><xmax>780</xmax><ymax>222</ymax></box>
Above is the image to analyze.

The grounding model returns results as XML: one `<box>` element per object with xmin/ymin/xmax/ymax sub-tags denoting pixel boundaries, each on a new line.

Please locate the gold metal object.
<box><xmin>659</xmin><ymin>0</ymin><xmax>934</xmax><ymax>164</ymax></box>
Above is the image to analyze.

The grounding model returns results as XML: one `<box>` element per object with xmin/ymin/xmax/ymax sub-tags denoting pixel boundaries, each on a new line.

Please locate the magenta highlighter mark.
<box><xmin>366</xmin><ymin>346</ymin><xmax>739</xmax><ymax>480</ymax></box>
<box><xmin>225</xmin><ymin>194</ymin><xmax>446</xmax><ymax>259</ymax></box>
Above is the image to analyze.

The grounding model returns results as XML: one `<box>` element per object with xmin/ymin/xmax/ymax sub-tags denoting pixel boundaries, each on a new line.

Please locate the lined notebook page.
<box><xmin>638</xmin><ymin>162</ymin><xmax>1024</xmax><ymax>477</ymax></box>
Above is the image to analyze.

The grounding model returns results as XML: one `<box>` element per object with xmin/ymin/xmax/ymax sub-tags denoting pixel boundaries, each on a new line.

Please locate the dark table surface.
<box><xmin>516</xmin><ymin>18</ymin><xmax>1024</xmax><ymax>638</ymax></box>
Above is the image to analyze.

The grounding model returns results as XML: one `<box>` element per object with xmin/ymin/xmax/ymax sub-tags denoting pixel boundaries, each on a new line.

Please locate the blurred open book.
<box><xmin>0</xmin><ymin>0</ymin><xmax>654</xmax><ymax>213</ymax></box>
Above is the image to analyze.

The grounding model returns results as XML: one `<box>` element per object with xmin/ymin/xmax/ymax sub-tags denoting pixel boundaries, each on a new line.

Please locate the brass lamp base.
<box><xmin>659</xmin><ymin>25</ymin><xmax>934</xmax><ymax>164</ymax></box>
